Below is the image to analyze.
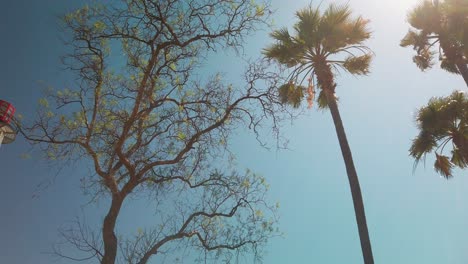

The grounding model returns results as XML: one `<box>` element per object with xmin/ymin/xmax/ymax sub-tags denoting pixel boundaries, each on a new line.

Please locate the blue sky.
<box><xmin>1</xmin><ymin>0</ymin><xmax>468</xmax><ymax>263</ymax></box>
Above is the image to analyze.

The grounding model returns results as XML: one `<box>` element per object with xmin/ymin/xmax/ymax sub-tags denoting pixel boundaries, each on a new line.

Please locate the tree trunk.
<box><xmin>323</xmin><ymin>89</ymin><xmax>375</xmax><ymax>264</ymax></box>
<box><xmin>101</xmin><ymin>195</ymin><xmax>124</xmax><ymax>264</ymax></box>
<box><xmin>455</xmin><ymin>62</ymin><xmax>468</xmax><ymax>87</ymax></box>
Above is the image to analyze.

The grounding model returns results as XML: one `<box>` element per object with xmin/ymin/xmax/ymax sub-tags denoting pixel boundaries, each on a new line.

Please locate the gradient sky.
<box><xmin>1</xmin><ymin>0</ymin><xmax>468</xmax><ymax>263</ymax></box>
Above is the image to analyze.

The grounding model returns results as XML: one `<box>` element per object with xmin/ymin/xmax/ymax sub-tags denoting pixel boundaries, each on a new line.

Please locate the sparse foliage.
<box><xmin>17</xmin><ymin>0</ymin><xmax>283</xmax><ymax>263</ymax></box>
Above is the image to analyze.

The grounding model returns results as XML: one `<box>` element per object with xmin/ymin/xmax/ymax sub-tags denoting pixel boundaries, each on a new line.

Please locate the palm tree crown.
<box><xmin>264</xmin><ymin>3</ymin><xmax>372</xmax><ymax>108</ymax></box>
<box><xmin>264</xmin><ymin>4</ymin><xmax>375</xmax><ymax>264</ymax></box>
<box><xmin>401</xmin><ymin>0</ymin><xmax>468</xmax><ymax>85</ymax></box>
<box><xmin>410</xmin><ymin>90</ymin><xmax>468</xmax><ymax>178</ymax></box>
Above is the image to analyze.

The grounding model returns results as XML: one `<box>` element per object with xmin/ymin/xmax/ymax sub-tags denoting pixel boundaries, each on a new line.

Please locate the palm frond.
<box><xmin>294</xmin><ymin>6</ymin><xmax>321</xmax><ymax>46</ymax></box>
<box><xmin>407</xmin><ymin>0</ymin><xmax>440</xmax><ymax>32</ymax></box>
<box><xmin>434</xmin><ymin>153</ymin><xmax>454</xmax><ymax>178</ymax></box>
<box><xmin>412</xmin><ymin>51</ymin><xmax>434</xmax><ymax>71</ymax></box>
<box><xmin>342</xmin><ymin>16</ymin><xmax>371</xmax><ymax>46</ymax></box>
<box><xmin>263</xmin><ymin>41</ymin><xmax>303</xmax><ymax>67</ymax></box>
<box><xmin>319</xmin><ymin>4</ymin><xmax>351</xmax><ymax>51</ymax></box>
<box><xmin>342</xmin><ymin>54</ymin><xmax>372</xmax><ymax>75</ymax></box>
<box><xmin>440</xmin><ymin>58</ymin><xmax>460</xmax><ymax>74</ymax></box>
<box><xmin>444</xmin><ymin>0</ymin><xmax>468</xmax><ymax>38</ymax></box>
<box><xmin>416</xmin><ymin>100</ymin><xmax>449</xmax><ymax>135</ymax></box>
<box><xmin>322</xmin><ymin>3</ymin><xmax>352</xmax><ymax>29</ymax></box>
<box><xmin>270</xmin><ymin>27</ymin><xmax>292</xmax><ymax>43</ymax></box>
<box><xmin>320</xmin><ymin>5</ymin><xmax>371</xmax><ymax>54</ymax></box>
<box><xmin>411</xmin><ymin>91</ymin><xmax>468</xmax><ymax>177</ymax></box>
<box><xmin>417</xmin><ymin>91</ymin><xmax>467</xmax><ymax>134</ymax></box>
<box><xmin>451</xmin><ymin>148</ymin><xmax>468</xmax><ymax>168</ymax></box>
<box><xmin>400</xmin><ymin>30</ymin><xmax>429</xmax><ymax>48</ymax></box>
<box><xmin>278</xmin><ymin>82</ymin><xmax>305</xmax><ymax>108</ymax></box>
<box><xmin>316</xmin><ymin>90</ymin><xmax>331</xmax><ymax>109</ymax></box>
<box><xmin>409</xmin><ymin>131</ymin><xmax>437</xmax><ymax>160</ymax></box>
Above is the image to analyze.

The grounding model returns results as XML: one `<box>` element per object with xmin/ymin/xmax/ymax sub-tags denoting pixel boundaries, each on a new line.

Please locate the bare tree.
<box><xmin>18</xmin><ymin>1</ymin><xmax>284</xmax><ymax>263</ymax></box>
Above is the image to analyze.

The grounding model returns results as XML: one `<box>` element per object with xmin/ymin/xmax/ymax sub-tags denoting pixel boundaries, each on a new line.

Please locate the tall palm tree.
<box><xmin>410</xmin><ymin>91</ymin><xmax>468</xmax><ymax>178</ymax></box>
<box><xmin>263</xmin><ymin>4</ymin><xmax>374</xmax><ymax>264</ymax></box>
<box><xmin>401</xmin><ymin>0</ymin><xmax>468</xmax><ymax>86</ymax></box>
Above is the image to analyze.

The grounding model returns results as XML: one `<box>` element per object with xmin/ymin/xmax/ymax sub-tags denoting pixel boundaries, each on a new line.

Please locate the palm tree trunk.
<box><xmin>323</xmin><ymin>89</ymin><xmax>375</xmax><ymax>264</ymax></box>
<box><xmin>455</xmin><ymin>63</ymin><xmax>468</xmax><ymax>87</ymax></box>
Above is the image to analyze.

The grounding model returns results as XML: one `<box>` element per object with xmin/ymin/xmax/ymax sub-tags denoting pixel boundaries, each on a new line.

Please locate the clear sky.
<box><xmin>1</xmin><ymin>0</ymin><xmax>468</xmax><ymax>263</ymax></box>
